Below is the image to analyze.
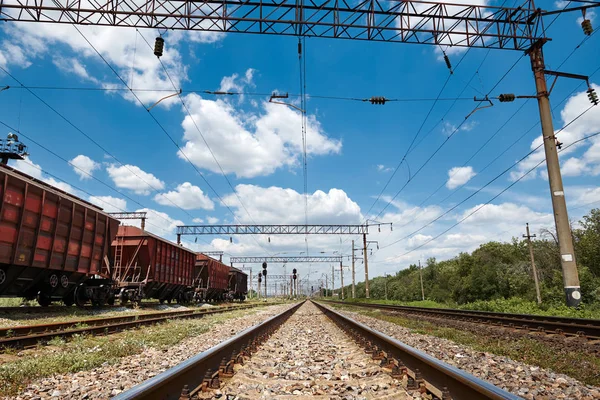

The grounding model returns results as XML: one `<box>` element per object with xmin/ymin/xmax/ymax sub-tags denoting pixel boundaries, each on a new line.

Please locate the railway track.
<box><xmin>0</xmin><ymin>302</ymin><xmax>162</xmax><ymax>314</ymax></box>
<box><xmin>325</xmin><ymin>300</ymin><xmax>600</xmax><ymax>340</ymax></box>
<box><xmin>0</xmin><ymin>303</ymin><xmax>266</xmax><ymax>349</ymax></box>
<box><xmin>113</xmin><ymin>300</ymin><xmax>519</xmax><ymax>400</ymax></box>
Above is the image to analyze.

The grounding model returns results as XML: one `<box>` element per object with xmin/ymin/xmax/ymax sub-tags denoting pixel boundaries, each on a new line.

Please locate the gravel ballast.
<box><xmin>6</xmin><ymin>303</ymin><xmax>295</xmax><ymax>400</ymax></box>
<box><xmin>213</xmin><ymin>301</ymin><xmax>410</xmax><ymax>399</ymax></box>
<box><xmin>332</xmin><ymin>305</ymin><xmax>600</xmax><ymax>400</ymax></box>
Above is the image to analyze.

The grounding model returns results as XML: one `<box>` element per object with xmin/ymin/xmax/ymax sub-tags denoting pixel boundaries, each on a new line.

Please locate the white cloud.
<box><xmin>88</xmin><ymin>195</ymin><xmax>127</xmax><ymax>212</ymax></box>
<box><xmin>377</xmin><ymin>164</ymin><xmax>393</xmax><ymax>173</ymax></box>
<box><xmin>446</xmin><ymin>166</ymin><xmax>476</xmax><ymax>189</ymax></box>
<box><xmin>106</xmin><ymin>164</ymin><xmax>165</xmax><ymax>195</ymax></box>
<box><xmin>129</xmin><ymin>208</ymin><xmax>184</xmax><ymax>237</ymax></box>
<box><xmin>222</xmin><ymin>184</ymin><xmax>361</xmax><ymax>224</ymax></box>
<box><xmin>10</xmin><ymin>156</ymin><xmax>76</xmax><ymax>195</ymax></box>
<box><xmin>207</xmin><ymin>216</ymin><xmax>220</xmax><ymax>224</ymax></box>
<box><xmin>193</xmin><ymin>218</ymin><xmax>204</xmax><ymax>223</ymax></box>
<box><xmin>568</xmin><ymin>186</ymin><xmax>600</xmax><ymax>207</ymax></box>
<box><xmin>510</xmin><ymin>84</ymin><xmax>600</xmax><ymax>181</ymax></box>
<box><xmin>219</xmin><ymin>68</ymin><xmax>255</xmax><ymax>93</ymax></box>
<box><xmin>1</xmin><ymin>24</ymin><xmax>187</xmax><ymax>105</ymax></box>
<box><xmin>52</xmin><ymin>57</ymin><xmax>99</xmax><ymax>84</ymax></box>
<box><xmin>154</xmin><ymin>182</ymin><xmax>214</xmax><ymax>210</ymax></box>
<box><xmin>458</xmin><ymin>203</ymin><xmax>552</xmax><ymax>226</ymax></box>
<box><xmin>70</xmin><ymin>154</ymin><xmax>100</xmax><ymax>180</ymax></box>
<box><xmin>178</xmin><ymin>93</ymin><xmax>341</xmax><ymax>178</ymax></box>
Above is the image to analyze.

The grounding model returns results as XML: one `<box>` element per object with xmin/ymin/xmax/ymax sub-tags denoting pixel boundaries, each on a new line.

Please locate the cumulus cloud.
<box><xmin>154</xmin><ymin>182</ymin><xmax>214</xmax><ymax>210</ymax></box>
<box><xmin>106</xmin><ymin>164</ymin><xmax>165</xmax><ymax>195</ymax></box>
<box><xmin>222</xmin><ymin>184</ymin><xmax>361</xmax><ymax>224</ymax></box>
<box><xmin>206</xmin><ymin>216</ymin><xmax>220</xmax><ymax>224</ymax></box>
<box><xmin>510</xmin><ymin>84</ymin><xmax>600</xmax><ymax>181</ymax></box>
<box><xmin>178</xmin><ymin>94</ymin><xmax>341</xmax><ymax>178</ymax></box>
<box><xmin>10</xmin><ymin>156</ymin><xmax>76</xmax><ymax>195</ymax></box>
<box><xmin>88</xmin><ymin>195</ymin><xmax>127</xmax><ymax>212</ymax></box>
<box><xmin>128</xmin><ymin>208</ymin><xmax>184</xmax><ymax>237</ymax></box>
<box><xmin>70</xmin><ymin>154</ymin><xmax>100</xmax><ymax>180</ymax></box>
<box><xmin>377</xmin><ymin>164</ymin><xmax>393</xmax><ymax>173</ymax></box>
<box><xmin>446</xmin><ymin>166</ymin><xmax>476</xmax><ymax>189</ymax></box>
<box><xmin>192</xmin><ymin>217</ymin><xmax>204</xmax><ymax>223</ymax></box>
<box><xmin>1</xmin><ymin>24</ymin><xmax>186</xmax><ymax>105</ymax></box>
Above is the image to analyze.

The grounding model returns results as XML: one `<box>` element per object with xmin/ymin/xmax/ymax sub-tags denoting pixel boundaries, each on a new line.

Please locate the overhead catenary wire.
<box><xmin>131</xmin><ymin>30</ymin><xmax>272</xmax><ymax>255</ymax></box>
<box><xmin>0</xmin><ymin>65</ymin><xmax>215</xmax><ymax>239</ymax></box>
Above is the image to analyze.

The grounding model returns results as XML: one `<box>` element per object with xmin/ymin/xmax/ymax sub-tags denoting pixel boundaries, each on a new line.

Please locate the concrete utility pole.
<box><xmin>529</xmin><ymin>42</ymin><xmax>581</xmax><ymax>307</ymax></box>
<box><xmin>524</xmin><ymin>223</ymin><xmax>542</xmax><ymax>304</ymax></box>
<box><xmin>331</xmin><ymin>265</ymin><xmax>335</xmax><ymax>297</ymax></box>
<box><xmin>419</xmin><ymin>260</ymin><xmax>425</xmax><ymax>301</ymax></box>
<box><xmin>384</xmin><ymin>274</ymin><xmax>389</xmax><ymax>301</ymax></box>
<box><xmin>363</xmin><ymin>233</ymin><xmax>370</xmax><ymax>299</ymax></box>
<box><xmin>351</xmin><ymin>240</ymin><xmax>356</xmax><ymax>298</ymax></box>
<box><xmin>340</xmin><ymin>262</ymin><xmax>344</xmax><ymax>300</ymax></box>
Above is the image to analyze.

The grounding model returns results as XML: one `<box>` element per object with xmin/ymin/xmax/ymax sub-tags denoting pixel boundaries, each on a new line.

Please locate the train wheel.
<box><xmin>74</xmin><ymin>286</ymin><xmax>87</xmax><ymax>308</ymax></box>
<box><xmin>0</xmin><ymin>268</ymin><xmax>6</xmax><ymax>286</ymax></box>
<box><xmin>36</xmin><ymin>292</ymin><xmax>51</xmax><ymax>307</ymax></box>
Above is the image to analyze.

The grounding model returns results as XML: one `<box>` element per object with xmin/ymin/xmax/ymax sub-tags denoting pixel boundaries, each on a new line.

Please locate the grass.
<box><xmin>328</xmin><ymin>296</ymin><xmax>600</xmax><ymax>320</ymax></box>
<box><xmin>0</xmin><ymin>298</ymin><xmax>38</xmax><ymax>307</ymax></box>
<box><xmin>0</xmin><ymin>307</ymin><xmax>260</xmax><ymax>396</ymax></box>
<box><xmin>333</xmin><ymin>305</ymin><xmax>600</xmax><ymax>387</ymax></box>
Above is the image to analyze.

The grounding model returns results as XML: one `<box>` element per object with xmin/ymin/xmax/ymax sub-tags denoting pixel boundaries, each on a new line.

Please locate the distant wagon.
<box><xmin>0</xmin><ymin>164</ymin><xmax>119</xmax><ymax>306</ymax></box>
<box><xmin>194</xmin><ymin>253</ymin><xmax>230</xmax><ymax>302</ymax></box>
<box><xmin>228</xmin><ymin>266</ymin><xmax>248</xmax><ymax>301</ymax></box>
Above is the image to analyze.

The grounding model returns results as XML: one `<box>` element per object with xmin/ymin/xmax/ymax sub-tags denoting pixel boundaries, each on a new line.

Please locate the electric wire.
<box><xmin>134</xmin><ymin>30</ymin><xmax>272</xmax><ymax>254</ymax></box>
<box><xmin>0</xmin><ymin>65</ymin><xmax>216</xmax><ymax>240</ymax></box>
<box><xmin>67</xmin><ymin>24</ymin><xmax>271</xmax><ymax>254</ymax></box>
<box><xmin>385</xmin><ymin>128</ymin><xmax>600</xmax><ymax>261</ymax></box>
<box><xmin>0</xmin><ymin>119</ymin><xmax>218</xmax><ymax>249</ymax></box>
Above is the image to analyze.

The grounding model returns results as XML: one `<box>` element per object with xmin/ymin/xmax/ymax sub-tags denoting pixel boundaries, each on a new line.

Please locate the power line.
<box><xmin>68</xmin><ymin>25</ymin><xmax>270</xmax><ymax>253</ymax></box>
<box><xmin>0</xmin><ymin>66</ymin><xmax>210</xmax><ymax>226</ymax></box>
<box><xmin>0</xmin><ymin>84</ymin><xmax>476</xmax><ymax>103</ymax></box>
<box><xmin>375</xmin><ymin>105</ymin><xmax>597</xmax><ymax>258</ymax></box>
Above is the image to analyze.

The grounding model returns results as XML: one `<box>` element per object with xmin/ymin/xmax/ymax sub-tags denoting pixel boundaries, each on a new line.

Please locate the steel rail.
<box><xmin>0</xmin><ymin>303</ymin><xmax>270</xmax><ymax>349</ymax></box>
<box><xmin>314</xmin><ymin>301</ymin><xmax>520</xmax><ymax>400</ymax></box>
<box><xmin>113</xmin><ymin>302</ymin><xmax>304</xmax><ymax>400</ymax></box>
<box><xmin>325</xmin><ymin>301</ymin><xmax>600</xmax><ymax>339</ymax></box>
<box><xmin>0</xmin><ymin>302</ymin><xmax>162</xmax><ymax>314</ymax></box>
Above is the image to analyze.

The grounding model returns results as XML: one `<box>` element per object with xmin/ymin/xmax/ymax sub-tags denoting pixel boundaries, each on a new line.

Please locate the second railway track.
<box><xmin>0</xmin><ymin>303</ymin><xmax>267</xmax><ymax>349</ymax></box>
<box><xmin>325</xmin><ymin>300</ymin><xmax>600</xmax><ymax>341</ymax></box>
<box><xmin>114</xmin><ymin>300</ymin><xmax>520</xmax><ymax>400</ymax></box>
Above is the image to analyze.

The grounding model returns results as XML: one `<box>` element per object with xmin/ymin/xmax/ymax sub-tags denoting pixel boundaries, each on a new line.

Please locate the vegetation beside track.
<box><xmin>0</xmin><ymin>307</ymin><xmax>263</xmax><ymax>396</ymax></box>
<box><xmin>330</xmin><ymin>304</ymin><xmax>600</xmax><ymax>387</ymax></box>
<box><xmin>334</xmin><ymin>208</ymin><xmax>600</xmax><ymax>319</ymax></box>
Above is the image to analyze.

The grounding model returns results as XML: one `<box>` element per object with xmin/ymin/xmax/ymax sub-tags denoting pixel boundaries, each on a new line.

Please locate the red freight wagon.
<box><xmin>228</xmin><ymin>266</ymin><xmax>247</xmax><ymax>301</ymax></box>
<box><xmin>195</xmin><ymin>254</ymin><xmax>229</xmax><ymax>301</ymax></box>
<box><xmin>0</xmin><ymin>164</ymin><xmax>120</xmax><ymax>306</ymax></box>
<box><xmin>110</xmin><ymin>225</ymin><xmax>197</xmax><ymax>304</ymax></box>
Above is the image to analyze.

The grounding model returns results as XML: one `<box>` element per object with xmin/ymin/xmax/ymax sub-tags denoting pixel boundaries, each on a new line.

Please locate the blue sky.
<box><xmin>1</xmin><ymin>0</ymin><xmax>599</xmax><ymax>289</ymax></box>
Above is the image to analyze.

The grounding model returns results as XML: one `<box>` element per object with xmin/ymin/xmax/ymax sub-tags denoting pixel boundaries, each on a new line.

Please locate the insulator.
<box><xmin>378</xmin><ymin>224</ymin><xmax>381</xmax><ymax>232</ymax></box>
<box><xmin>444</xmin><ymin>54</ymin><xmax>452</xmax><ymax>71</ymax></box>
<box><xmin>194</xmin><ymin>237</ymin><xmax>198</xmax><ymax>243</ymax></box>
<box><xmin>588</xmin><ymin>87</ymin><xmax>599</xmax><ymax>106</ymax></box>
<box><xmin>298</xmin><ymin>41</ymin><xmax>302</xmax><ymax>55</ymax></box>
<box><xmin>498</xmin><ymin>93</ymin><xmax>516</xmax><ymax>102</ymax></box>
<box><xmin>154</xmin><ymin>37</ymin><xmax>165</xmax><ymax>57</ymax></box>
<box><xmin>581</xmin><ymin>19</ymin><xmax>593</xmax><ymax>36</ymax></box>
<box><xmin>229</xmin><ymin>236</ymin><xmax>232</xmax><ymax>243</ymax></box>
<box><xmin>369</xmin><ymin>96</ymin><xmax>387</xmax><ymax>105</ymax></box>
<box><xmin>268</xmin><ymin>237</ymin><xmax>271</xmax><ymax>243</ymax></box>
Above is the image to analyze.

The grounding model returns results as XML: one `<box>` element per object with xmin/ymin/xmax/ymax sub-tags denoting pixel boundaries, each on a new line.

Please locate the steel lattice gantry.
<box><xmin>0</xmin><ymin>0</ymin><xmax>545</xmax><ymax>50</ymax></box>
<box><xmin>176</xmin><ymin>224</ymin><xmax>368</xmax><ymax>243</ymax></box>
<box><xmin>230</xmin><ymin>256</ymin><xmax>343</xmax><ymax>264</ymax></box>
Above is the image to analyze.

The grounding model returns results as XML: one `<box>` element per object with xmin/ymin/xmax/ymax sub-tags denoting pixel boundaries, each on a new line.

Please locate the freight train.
<box><xmin>0</xmin><ymin>164</ymin><xmax>247</xmax><ymax>306</ymax></box>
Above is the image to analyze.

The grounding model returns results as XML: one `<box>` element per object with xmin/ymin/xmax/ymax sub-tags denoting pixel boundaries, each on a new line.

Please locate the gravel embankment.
<box><xmin>333</xmin><ymin>306</ymin><xmax>600</xmax><ymax>400</ymax></box>
<box><xmin>213</xmin><ymin>301</ymin><xmax>409</xmax><ymax>399</ymax></box>
<box><xmin>9</xmin><ymin>303</ymin><xmax>295</xmax><ymax>400</ymax></box>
